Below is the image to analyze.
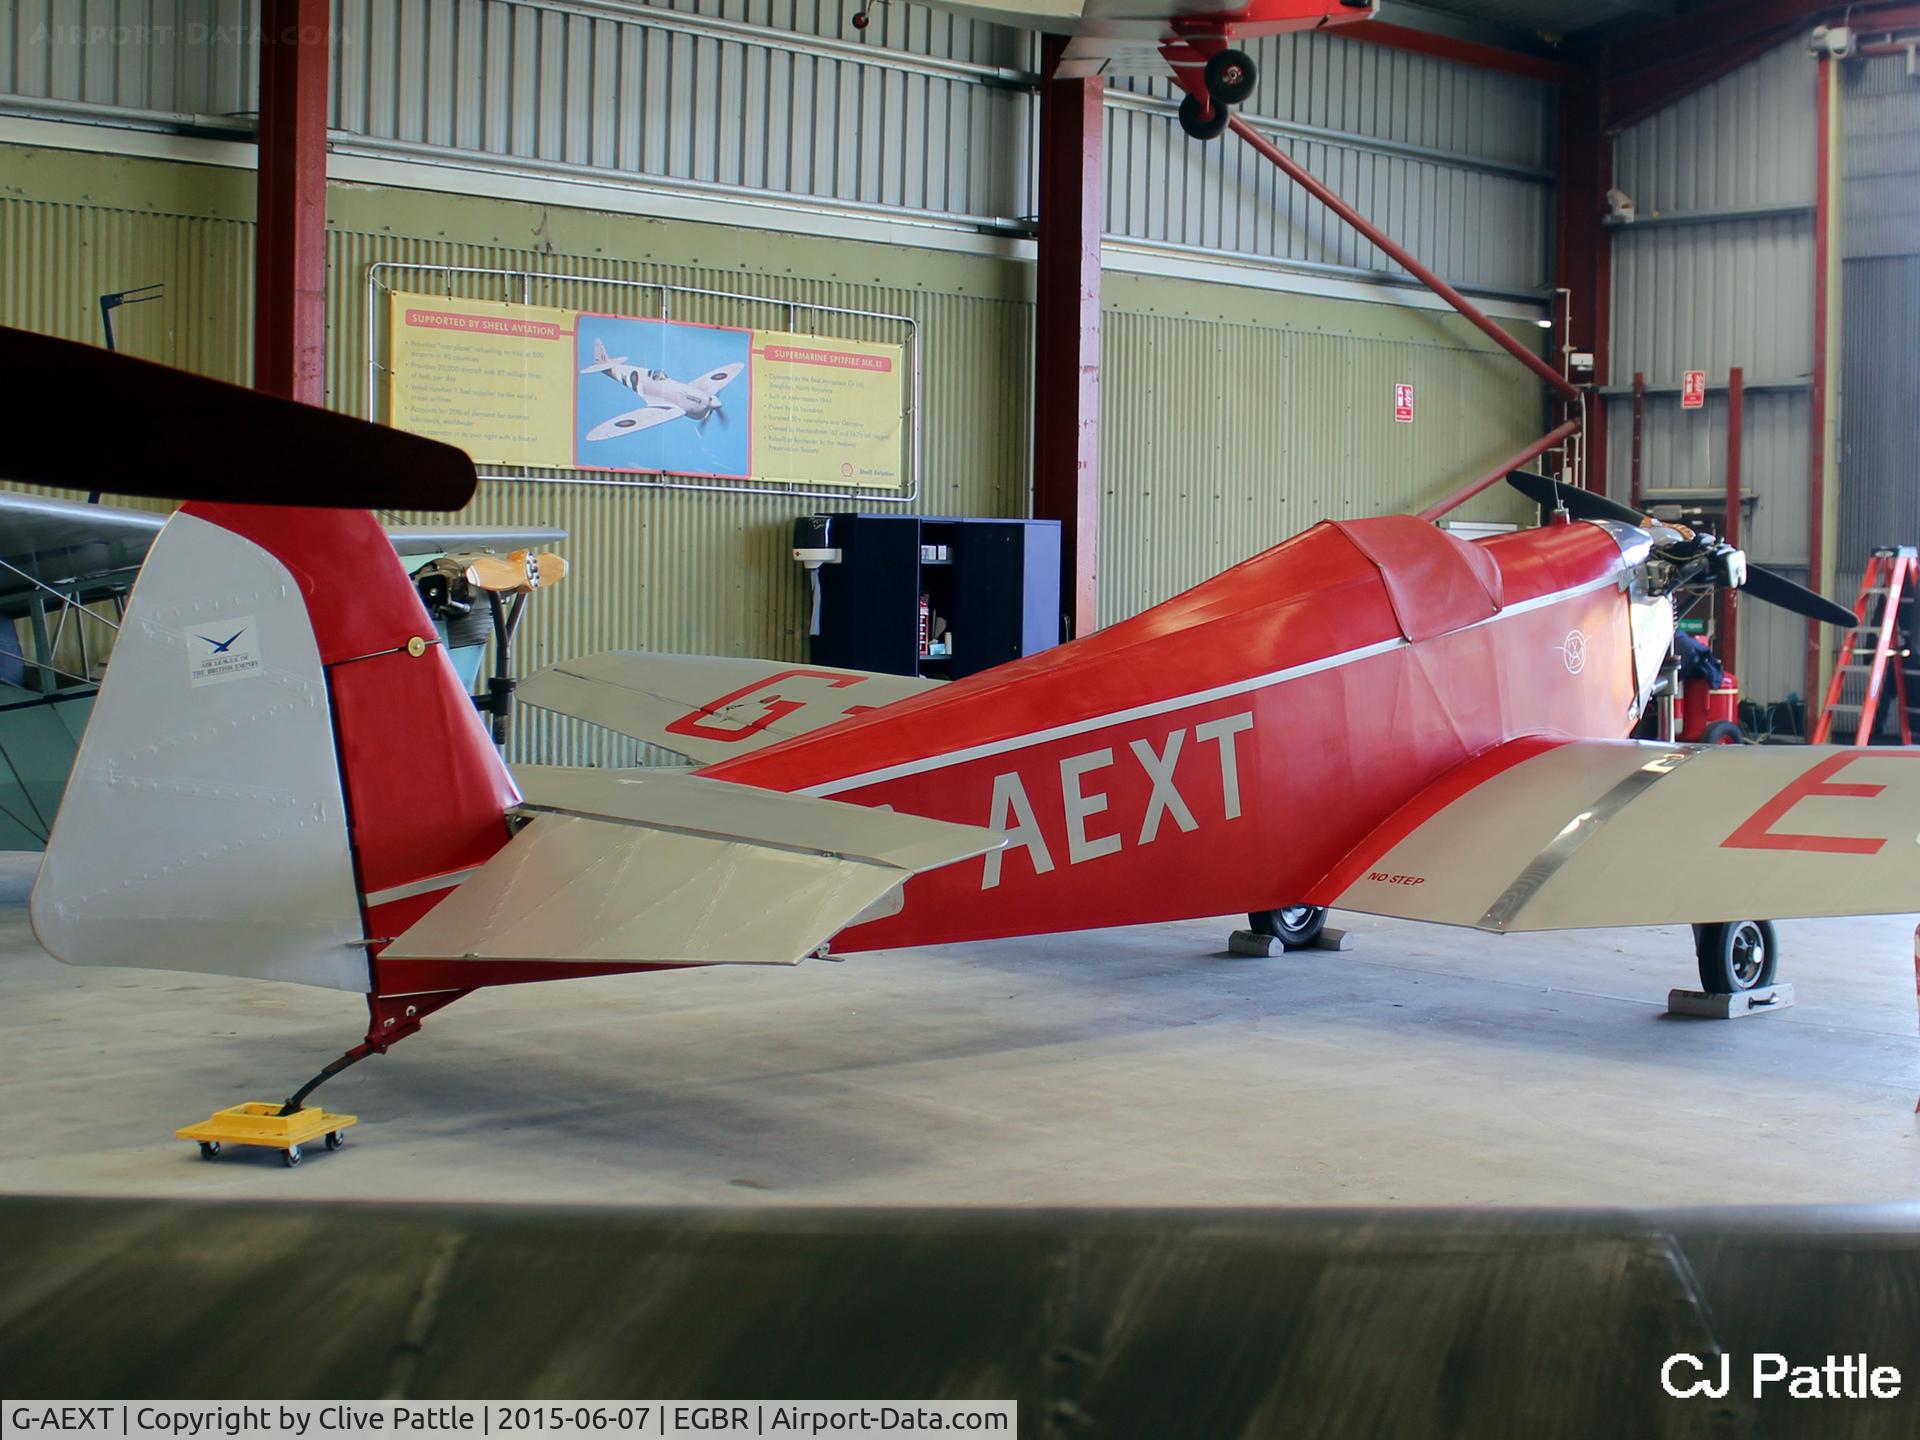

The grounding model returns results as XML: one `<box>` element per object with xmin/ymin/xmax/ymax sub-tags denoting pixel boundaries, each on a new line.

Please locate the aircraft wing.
<box><xmin>382</xmin><ymin>765</ymin><xmax>1002</xmax><ymax>967</ymax></box>
<box><xmin>0</xmin><ymin>492</ymin><xmax>163</xmax><ymax>616</ymax></box>
<box><xmin>586</xmin><ymin>406</ymin><xmax>681</xmax><ymax>442</ymax></box>
<box><xmin>0</xmin><ymin>491</ymin><xmax>565</xmax><ymax>616</ymax></box>
<box><xmin>694</xmin><ymin>363</ymin><xmax>745</xmax><ymax>396</ymax></box>
<box><xmin>519</xmin><ymin>651</ymin><xmax>942</xmax><ymax>764</ymax></box>
<box><xmin>1305</xmin><ymin>737</ymin><xmax>1920</xmax><ymax>932</ymax></box>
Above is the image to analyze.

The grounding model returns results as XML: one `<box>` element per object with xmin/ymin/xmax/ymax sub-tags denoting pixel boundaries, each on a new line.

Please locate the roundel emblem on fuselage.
<box><xmin>1557</xmin><ymin>629</ymin><xmax>1588</xmax><ymax>675</ymax></box>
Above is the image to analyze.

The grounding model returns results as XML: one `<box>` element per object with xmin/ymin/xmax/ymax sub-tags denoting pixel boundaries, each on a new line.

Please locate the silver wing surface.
<box><xmin>0</xmin><ymin>491</ymin><xmax>565</xmax><ymax>615</ymax></box>
<box><xmin>382</xmin><ymin>765</ymin><xmax>1002</xmax><ymax>968</ymax></box>
<box><xmin>585</xmin><ymin>406</ymin><xmax>681</xmax><ymax>442</ymax></box>
<box><xmin>519</xmin><ymin>651</ymin><xmax>942</xmax><ymax>764</ymax></box>
<box><xmin>1307</xmin><ymin>737</ymin><xmax>1920</xmax><ymax>932</ymax></box>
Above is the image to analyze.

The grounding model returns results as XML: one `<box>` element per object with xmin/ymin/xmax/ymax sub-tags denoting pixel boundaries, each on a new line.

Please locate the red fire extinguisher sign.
<box><xmin>1393</xmin><ymin>383</ymin><xmax>1415</xmax><ymax>424</ymax></box>
<box><xmin>1681</xmin><ymin>370</ymin><xmax>1707</xmax><ymax>410</ymax></box>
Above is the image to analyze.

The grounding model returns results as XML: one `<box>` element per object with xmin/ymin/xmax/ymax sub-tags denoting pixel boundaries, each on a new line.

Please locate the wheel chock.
<box><xmin>1228</xmin><ymin>927</ymin><xmax>1356</xmax><ymax>957</ymax></box>
<box><xmin>1666</xmin><ymin>983</ymin><xmax>1795</xmax><ymax>1019</ymax></box>
<box><xmin>176</xmin><ymin>1103</ymin><xmax>356</xmax><ymax>1167</ymax></box>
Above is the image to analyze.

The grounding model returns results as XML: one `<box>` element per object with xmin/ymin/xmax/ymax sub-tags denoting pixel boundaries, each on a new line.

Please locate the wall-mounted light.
<box><xmin>1536</xmin><ymin>318</ymin><xmax>1554</xmax><ymax>329</ymax></box>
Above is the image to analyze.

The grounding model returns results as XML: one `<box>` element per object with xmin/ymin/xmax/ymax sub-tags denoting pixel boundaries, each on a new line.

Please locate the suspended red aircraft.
<box><xmin>8</xmin><ymin>323</ymin><xmax>1898</xmax><ymax>1148</ymax></box>
<box><xmin>874</xmin><ymin>0</ymin><xmax>1378</xmax><ymax>137</ymax></box>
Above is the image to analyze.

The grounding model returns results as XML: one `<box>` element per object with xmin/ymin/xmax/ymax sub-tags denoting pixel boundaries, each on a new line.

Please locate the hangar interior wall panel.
<box><xmin>0</xmin><ymin>0</ymin><xmax>1553</xmax><ymax>300</ymax></box>
<box><xmin>1603</xmin><ymin>38</ymin><xmax>1819</xmax><ymax>708</ymax></box>
<box><xmin>1836</xmin><ymin>53</ymin><xmax>1920</xmax><ymax>631</ymax></box>
<box><xmin>1097</xmin><ymin>292</ymin><xmax>1539</xmax><ymax>627</ymax></box>
<box><xmin>0</xmin><ymin>110</ymin><xmax>1548</xmax><ymax>768</ymax></box>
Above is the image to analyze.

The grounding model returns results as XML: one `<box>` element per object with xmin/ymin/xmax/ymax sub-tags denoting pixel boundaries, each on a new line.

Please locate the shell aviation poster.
<box><xmin>385</xmin><ymin>292</ymin><xmax>906</xmax><ymax>489</ymax></box>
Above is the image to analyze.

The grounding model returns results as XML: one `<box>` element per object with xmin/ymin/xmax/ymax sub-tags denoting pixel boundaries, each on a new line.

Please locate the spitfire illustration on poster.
<box><xmin>574</xmin><ymin>315</ymin><xmax>753</xmax><ymax>479</ymax></box>
<box><xmin>386</xmin><ymin>292</ymin><xmax>906</xmax><ymax>489</ymax></box>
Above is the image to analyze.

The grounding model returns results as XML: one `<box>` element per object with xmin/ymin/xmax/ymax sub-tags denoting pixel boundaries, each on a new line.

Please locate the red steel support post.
<box><xmin>1033</xmin><ymin>37</ymin><xmax>1105</xmax><ymax>640</ymax></box>
<box><xmin>1415</xmin><ymin>420</ymin><xmax>1582</xmax><ymax>523</ymax></box>
<box><xmin>1725</xmin><ymin>366</ymin><xmax>1744</xmax><ymax>671</ymax></box>
<box><xmin>1555</xmin><ymin>81</ymin><xmax>1611</xmax><ymax>492</ymax></box>
<box><xmin>255</xmin><ymin>0</ymin><xmax>330</xmax><ymax>405</ymax></box>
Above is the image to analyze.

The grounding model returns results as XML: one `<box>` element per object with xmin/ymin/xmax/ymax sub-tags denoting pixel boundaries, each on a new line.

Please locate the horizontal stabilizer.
<box><xmin>382</xmin><ymin>767</ymin><xmax>1002</xmax><ymax>968</ymax></box>
<box><xmin>519</xmin><ymin>652</ymin><xmax>941</xmax><ymax>764</ymax></box>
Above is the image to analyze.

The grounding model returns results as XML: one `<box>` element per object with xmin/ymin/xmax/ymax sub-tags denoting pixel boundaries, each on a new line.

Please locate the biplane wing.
<box><xmin>519</xmin><ymin>651</ymin><xmax>943</xmax><ymax>765</ymax></box>
<box><xmin>380</xmin><ymin>764</ymin><xmax>1002</xmax><ymax>969</ymax></box>
<box><xmin>1307</xmin><ymin>737</ymin><xmax>1920</xmax><ymax>932</ymax></box>
<box><xmin>0</xmin><ymin>492</ymin><xmax>564</xmax><ymax>618</ymax></box>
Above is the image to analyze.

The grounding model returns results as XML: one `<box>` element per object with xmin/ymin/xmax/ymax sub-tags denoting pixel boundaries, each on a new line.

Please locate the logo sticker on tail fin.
<box><xmin>188</xmin><ymin>616</ymin><xmax>262</xmax><ymax>686</ymax></box>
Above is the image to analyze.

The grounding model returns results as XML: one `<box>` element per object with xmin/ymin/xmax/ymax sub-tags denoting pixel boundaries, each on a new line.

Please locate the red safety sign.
<box><xmin>1681</xmin><ymin>370</ymin><xmax>1707</xmax><ymax>410</ymax></box>
<box><xmin>1394</xmin><ymin>383</ymin><xmax>1415</xmax><ymax>424</ymax></box>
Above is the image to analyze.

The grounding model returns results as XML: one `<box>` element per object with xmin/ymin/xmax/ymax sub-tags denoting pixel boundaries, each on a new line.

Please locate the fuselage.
<box><xmin>702</xmin><ymin>516</ymin><xmax>1667</xmax><ymax>952</ymax></box>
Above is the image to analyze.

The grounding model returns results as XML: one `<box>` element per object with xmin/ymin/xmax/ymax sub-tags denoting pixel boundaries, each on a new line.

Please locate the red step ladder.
<box><xmin>1813</xmin><ymin>546</ymin><xmax>1919</xmax><ymax>745</ymax></box>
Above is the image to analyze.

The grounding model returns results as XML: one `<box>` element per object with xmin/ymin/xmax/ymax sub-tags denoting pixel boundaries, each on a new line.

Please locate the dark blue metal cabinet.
<box><xmin>795</xmin><ymin>513</ymin><xmax>1061</xmax><ymax>680</ymax></box>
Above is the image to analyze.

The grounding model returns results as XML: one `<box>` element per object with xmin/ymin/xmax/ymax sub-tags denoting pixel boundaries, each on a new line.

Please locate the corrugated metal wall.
<box><xmin>1098</xmin><ymin>299</ymin><xmax>1540</xmax><ymax>624</ymax></box>
<box><xmin>1837</xmin><ymin>51</ymin><xmax>1920</xmax><ymax>608</ymax></box>
<box><xmin>1</xmin><ymin>146</ymin><xmax>1541</xmax><ymax>766</ymax></box>
<box><xmin>1605</xmin><ymin>38</ymin><xmax>1819</xmax><ymax>706</ymax></box>
<box><xmin>0</xmin><ymin>0</ymin><xmax>1552</xmax><ymax>300</ymax></box>
<box><xmin>1106</xmin><ymin>33</ymin><xmax>1552</xmax><ymax>297</ymax></box>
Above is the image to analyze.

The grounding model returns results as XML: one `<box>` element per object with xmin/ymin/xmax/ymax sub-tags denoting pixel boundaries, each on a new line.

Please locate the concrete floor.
<box><xmin>2</xmin><ymin>853</ymin><xmax>1917</xmax><ymax>1207</ymax></box>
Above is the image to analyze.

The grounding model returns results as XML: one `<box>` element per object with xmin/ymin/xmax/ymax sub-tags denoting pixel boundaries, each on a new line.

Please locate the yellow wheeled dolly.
<box><xmin>176</xmin><ymin>1102</ymin><xmax>356</xmax><ymax>1168</ymax></box>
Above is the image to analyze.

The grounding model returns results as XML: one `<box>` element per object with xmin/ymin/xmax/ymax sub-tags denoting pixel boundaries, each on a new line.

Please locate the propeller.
<box><xmin>3</xmin><ymin>324</ymin><xmax>477</xmax><ymax>511</ymax></box>
<box><xmin>1505</xmin><ymin>470</ymin><xmax>1856</xmax><ymax>629</ymax></box>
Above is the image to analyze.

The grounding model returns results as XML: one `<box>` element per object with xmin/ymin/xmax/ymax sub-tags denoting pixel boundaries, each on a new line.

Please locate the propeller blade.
<box><xmin>3</xmin><ymin>325</ymin><xmax>477</xmax><ymax>511</ymax></box>
<box><xmin>1742</xmin><ymin>562</ymin><xmax>1859</xmax><ymax>628</ymax></box>
<box><xmin>1504</xmin><ymin>470</ymin><xmax>1645</xmax><ymax>526</ymax></box>
<box><xmin>1503</xmin><ymin>471</ymin><xmax>1855</xmax><ymax>627</ymax></box>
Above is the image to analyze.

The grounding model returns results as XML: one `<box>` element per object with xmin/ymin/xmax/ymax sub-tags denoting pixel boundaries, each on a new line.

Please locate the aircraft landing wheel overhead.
<box><xmin>1204</xmin><ymin>49</ymin><xmax>1257</xmax><ymax>106</ymax></box>
<box><xmin>1250</xmin><ymin>906</ymin><xmax>1328</xmax><ymax>950</ymax></box>
<box><xmin>1179</xmin><ymin>93</ymin><xmax>1232</xmax><ymax>141</ymax></box>
<box><xmin>1693</xmin><ymin>920</ymin><xmax>1777</xmax><ymax>995</ymax></box>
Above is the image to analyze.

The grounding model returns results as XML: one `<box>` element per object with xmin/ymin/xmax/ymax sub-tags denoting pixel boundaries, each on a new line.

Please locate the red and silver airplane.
<box><xmin>9</xmin><ymin>325</ymin><xmax>1907</xmax><ymax>1122</ymax></box>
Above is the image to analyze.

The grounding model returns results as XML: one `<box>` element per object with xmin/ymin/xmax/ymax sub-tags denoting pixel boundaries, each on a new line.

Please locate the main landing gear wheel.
<box><xmin>1249</xmin><ymin>906</ymin><xmax>1328</xmax><ymax>950</ymax></box>
<box><xmin>1204</xmin><ymin>49</ymin><xmax>1257</xmax><ymax>106</ymax></box>
<box><xmin>1693</xmin><ymin>920</ymin><xmax>1777</xmax><ymax>995</ymax></box>
<box><xmin>1179</xmin><ymin>93</ymin><xmax>1231</xmax><ymax>141</ymax></box>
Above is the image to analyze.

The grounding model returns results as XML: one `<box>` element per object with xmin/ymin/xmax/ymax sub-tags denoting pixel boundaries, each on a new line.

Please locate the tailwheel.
<box><xmin>1693</xmin><ymin>919</ymin><xmax>1777</xmax><ymax>995</ymax></box>
<box><xmin>1204</xmin><ymin>49</ymin><xmax>1257</xmax><ymax>106</ymax></box>
<box><xmin>1179</xmin><ymin>92</ymin><xmax>1231</xmax><ymax>141</ymax></box>
<box><xmin>1249</xmin><ymin>906</ymin><xmax>1328</xmax><ymax>950</ymax></box>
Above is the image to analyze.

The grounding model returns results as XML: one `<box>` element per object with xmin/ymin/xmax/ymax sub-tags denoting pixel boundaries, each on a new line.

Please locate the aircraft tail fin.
<box><xmin>31</xmin><ymin>504</ymin><xmax>520</xmax><ymax>992</ymax></box>
<box><xmin>579</xmin><ymin>338</ymin><xmax>628</xmax><ymax>376</ymax></box>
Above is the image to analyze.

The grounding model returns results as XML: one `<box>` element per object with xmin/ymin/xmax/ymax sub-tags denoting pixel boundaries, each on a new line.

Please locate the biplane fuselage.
<box><xmin>701</xmin><ymin>516</ymin><xmax>1659</xmax><ymax>951</ymax></box>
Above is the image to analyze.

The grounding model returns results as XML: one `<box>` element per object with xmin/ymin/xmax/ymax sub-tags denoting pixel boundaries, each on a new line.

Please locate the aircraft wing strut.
<box><xmin>1307</xmin><ymin>737</ymin><xmax>1920</xmax><ymax>932</ymax></box>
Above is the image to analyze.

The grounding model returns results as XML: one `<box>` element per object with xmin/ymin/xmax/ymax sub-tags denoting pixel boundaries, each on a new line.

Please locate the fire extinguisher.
<box><xmin>917</xmin><ymin>594</ymin><xmax>931</xmax><ymax>658</ymax></box>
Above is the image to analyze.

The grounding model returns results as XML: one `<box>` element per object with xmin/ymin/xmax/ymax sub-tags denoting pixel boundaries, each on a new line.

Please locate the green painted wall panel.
<box><xmin>1</xmin><ymin>143</ymin><xmax>1542</xmax><ymax>766</ymax></box>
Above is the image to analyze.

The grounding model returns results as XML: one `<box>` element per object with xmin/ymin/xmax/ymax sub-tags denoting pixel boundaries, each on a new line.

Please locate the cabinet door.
<box><xmin>950</xmin><ymin>522</ymin><xmax>1056</xmax><ymax>679</ymax></box>
<box><xmin>811</xmin><ymin>515</ymin><xmax>922</xmax><ymax>676</ymax></box>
